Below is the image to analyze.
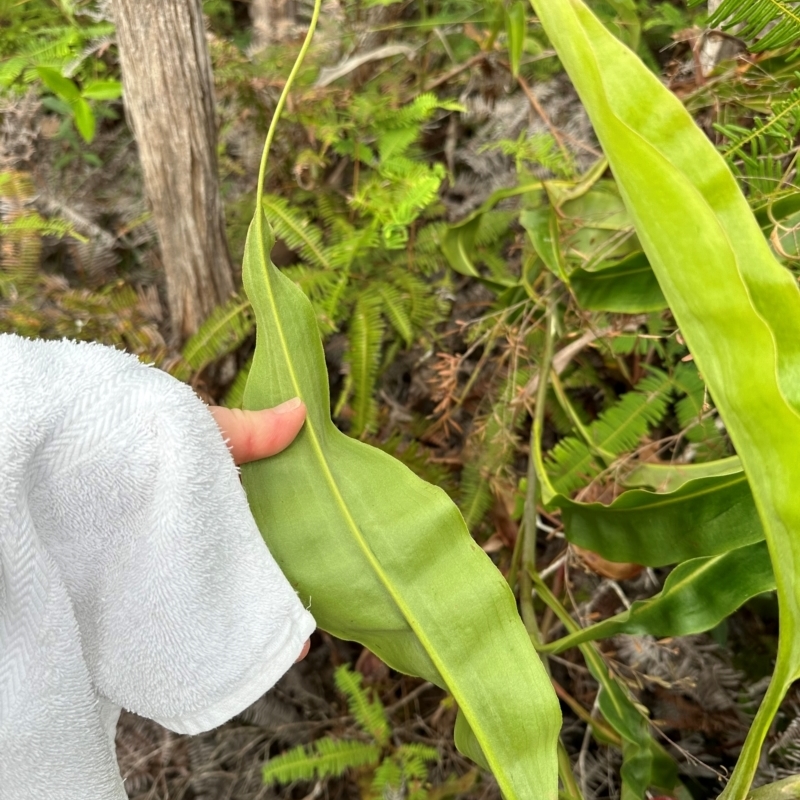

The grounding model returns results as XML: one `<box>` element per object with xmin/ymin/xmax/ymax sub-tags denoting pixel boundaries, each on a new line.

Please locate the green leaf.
<box><xmin>241</xmin><ymin>210</ymin><xmax>560</xmax><ymax>798</ymax></box>
<box><xmin>624</xmin><ymin>456</ymin><xmax>742</xmax><ymax>493</ymax></box>
<box><xmin>530</xmin><ymin>1</ymin><xmax>800</xmax><ymax>796</ymax></box>
<box><xmin>71</xmin><ymin>96</ymin><xmax>95</xmax><ymax>143</ymax></box>
<box><xmin>555</xmin><ymin>470</ymin><xmax>762</xmax><ymax>567</ymax></box>
<box><xmin>749</xmin><ymin>774</ymin><xmax>800</xmax><ymax>800</ymax></box>
<box><xmin>505</xmin><ymin>1</ymin><xmax>527</xmax><ymax>77</ymax></box>
<box><xmin>533</xmin><ymin>573</ymin><xmax>685</xmax><ymax>800</ymax></box>
<box><xmin>545</xmin><ymin>542</ymin><xmax>775</xmax><ymax>653</ymax></box>
<box><xmin>36</xmin><ymin>65</ymin><xmax>79</xmax><ymax>101</ymax></box>
<box><xmin>570</xmin><ymin>251</ymin><xmax>667</xmax><ymax>312</ymax></box>
<box><xmin>441</xmin><ymin>215</ymin><xmax>483</xmax><ymax>278</ymax></box>
<box><xmin>441</xmin><ymin>180</ymin><xmax>543</xmax><ymax>280</ymax></box>
<box><xmin>521</xmin><ymin>207</ymin><xmax>568</xmax><ymax>282</ymax></box>
<box><xmin>81</xmin><ymin>79</ymin><xmax>122</xmax><ymax>100</ymax></box>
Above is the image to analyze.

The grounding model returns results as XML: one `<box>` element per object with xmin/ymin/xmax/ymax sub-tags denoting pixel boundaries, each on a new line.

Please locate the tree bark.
<box><xmin>112</xmin><ymin>0</ymin><xmax>234</xmax><ymax>341</ymax></box>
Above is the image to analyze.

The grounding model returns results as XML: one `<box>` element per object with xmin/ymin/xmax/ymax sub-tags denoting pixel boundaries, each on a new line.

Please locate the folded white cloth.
<box><xmin>0</xmin><ymin>334</ymin><xmax>316</xmax><ymax>800</ymax></box>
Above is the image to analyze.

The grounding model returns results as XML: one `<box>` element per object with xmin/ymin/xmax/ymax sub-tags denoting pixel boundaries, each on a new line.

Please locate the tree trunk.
<box><xmin>250</xmin><ymin>0</ymin><xmax>296</xmax><ymax>51</ymax></box>
<box><xmin>112</xmin><ymin>0</ymin><xmax>234</xmax><ymax>342</ymax></box>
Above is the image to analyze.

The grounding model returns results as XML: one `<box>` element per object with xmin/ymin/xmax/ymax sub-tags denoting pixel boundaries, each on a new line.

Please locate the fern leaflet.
<box><xmin>180</xmin><ymin>295</ymin><xmax>254</xmax><ymax>374</ymax></box>
<box><xmin>262</xmin><ymin>195</ymin><xmax>333</xmax><ymax>271</ymax></box>
<box><xmin>703</xmin><ymin>0</ymin><xmax>800</xmax><ymax>51</ymax></box>
<box><xmin>334</xmin><ymin>665</ymin><xmax>390</xmax><ymax>747</ymax></box>
<box><xmin>347</xmin><ymin>293</ymin><xmax>385</xmax><ymax>437</ymax></box>
<box><xmin>262</xmin><ymin>738</ymin><xmax>380</xmax><ymax>785</ymax></box>
<box><xmin>546</xmin><ymin>371</ymin><xmax>673</xmax><ymax>494</ymax></box>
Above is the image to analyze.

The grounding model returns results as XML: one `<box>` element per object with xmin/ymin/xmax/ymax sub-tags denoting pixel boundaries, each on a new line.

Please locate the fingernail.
<box><xmin>273</xmin><ymin>396</ymin><xmax>303</xmax><ymax>414</ymax></box>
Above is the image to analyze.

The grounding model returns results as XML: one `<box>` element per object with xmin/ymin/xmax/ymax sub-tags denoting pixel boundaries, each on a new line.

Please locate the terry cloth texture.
<box><xmin>0</xmin><ymin>334</ymin><xmax>316</xmax><ymax>800</ymax></box>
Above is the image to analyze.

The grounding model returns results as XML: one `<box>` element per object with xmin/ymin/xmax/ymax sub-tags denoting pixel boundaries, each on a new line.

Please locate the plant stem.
<box><xmin>519</xmin><ymin>290</ymin><xmax>555</xmax><ymax>642</ymax></box>
<box><xmin>256</xmin><ymin>0</ymin><xmax>322</xmax><ymax>213</ymax></box>
<box><xmin>718</xmin><ymin>663</ymin><xmax>792</xmax><ymax>800</ymax></box>
<box><xmin>558</xmin><ymin>741</ymin><xmax>585</xmax><ymax>800</ymax></box>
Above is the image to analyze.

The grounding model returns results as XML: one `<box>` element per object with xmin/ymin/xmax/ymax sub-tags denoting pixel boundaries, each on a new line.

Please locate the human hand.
<box><xmin>210</xmin><ymin>398</ymin><xmax>311</xmax><ymax>663</ymax></box>
<box><xmin>209</xmin><ymin>398</ymin><xmax>306</xmax><ymax>465</ymax></box>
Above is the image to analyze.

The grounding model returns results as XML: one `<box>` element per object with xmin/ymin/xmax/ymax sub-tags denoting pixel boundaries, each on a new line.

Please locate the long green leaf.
<box><xmin>555</xmin><ymin>471</ymin><xmax>762</xmax><ymax>567</ymax></box>
<box><xmin>570</xmin><ymin>252</ymin><xmax>667</xmax><ymax>313</ymax></box>
<box><xmin>241</xmin><ymin>210</ymin><xmax>560</xmax><ymax>798</ymax></box>
<box><xmin>530</xmin><ymin>1</ymin><xmax>800</xmax><ymax>796</ymax></box>
<box><xmin>241</xmin><ymin>11</ymin><xmax>560</xmax><ymax>793</ymax></box>
<box><xmin>544</xmin><ymin>542</ymin><xmax>775</xmax><ymax>653</ymax></box>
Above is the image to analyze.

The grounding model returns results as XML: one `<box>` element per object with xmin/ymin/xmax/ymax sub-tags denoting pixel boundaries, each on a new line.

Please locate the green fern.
<box><xmin>377</xmin><ymin>283</ymin><xmax>414</xmax><ymax>346</ymax></box>
<box><xmin>673</xmin><ymin>362</ymin><xmax>730</xmax><ymax>461</ymax></box>
<box><xmin>334</xmin><ymin>665</ymin><xmax>390</xmax><ymax>747</ymax></box>
<box><xmin>715</xmin><ymin>86</ymin><xmax>800</xmax><ymax>199</ymax></box>
<box><xmin>262</xmin><ymin>194</ymin><xmax>334</xmax><ymax>271</ymax></box>
<box><xmin>481</xmin><ymin>131</ymin><xmax>575</xmax><ymax>178</ymax></box>
<box><xmin>690</xmin><ymin>0</ymin><xmax>800</xmax><ymax>51</ymax></box>
<box><xmin>546</xmin><ymin>370</ymin><xmax>673</xmax><ymax>494</ymax></box>
<box><xmin>262</xmin><ymin>738</ymin><xmax>381</xmax><ymax>785</ymax></box>
<box><xmin>179</xmin><ymin>294</ymin><xmax>254</xmax><ymax>375</ymax></box>
<box><xmin>261</xmin><ymin>664</ymin><xmax>441</xmax><ymax>795</ymax></box>
<box><xmin>0</xmin><ymin>17</ymin><xmax>115</xmax><ymax>89</ymax></box>
<box><xmin>371</xmin><ymin>743</ymin><xmax>440</xmax><ymax>798</ymax></box>
<box><xmin>346</xmin><ymin>293</ymin><xmax>386</xmax><ymax>437</ymax></box>
<box><xmin>223</xmin><ymin>356</ymin><xmax>253</xmax><ymax>409</ymax></box>
<box><xmin>255</xmin><ymin>87</ymin><xmax>454</xmax><ymax>435</ymax></box>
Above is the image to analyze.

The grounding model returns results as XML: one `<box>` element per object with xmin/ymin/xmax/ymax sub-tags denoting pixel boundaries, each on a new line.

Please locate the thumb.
<box><xmin>209</xmin><ymin>399</ymin><xmax>306</xmax><ymax>465</ymax></box>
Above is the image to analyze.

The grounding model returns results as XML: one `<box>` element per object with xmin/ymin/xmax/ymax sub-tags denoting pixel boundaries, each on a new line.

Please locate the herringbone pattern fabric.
<box><xmin>0</xmin><ymin>335</ymin><xmax>315</xmax><ymax>800</ymax></box>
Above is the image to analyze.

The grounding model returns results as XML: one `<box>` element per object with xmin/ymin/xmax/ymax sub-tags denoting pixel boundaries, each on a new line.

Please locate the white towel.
<box><xmin>0</xmin><ymin>334</ymin><xmax>316</xmax><ymax>800</ymax></box>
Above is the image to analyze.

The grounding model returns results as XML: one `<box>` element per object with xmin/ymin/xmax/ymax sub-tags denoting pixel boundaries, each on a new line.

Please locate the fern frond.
<box><xmin>412</xmin><ymin>222</ymin><xmax>448</xmax><ymax>276</ymax></box>
<box><xmin>181</xmin><ymin>295</ymin><xmax>254</xmax><ymax>373</ymax></box>
<box><xmin>0</xmin><ymin>170</ymin><xmax>34</xmax><ymax>198</ymax></box>
<box><xmin>547</xmin><ymin>371</ymin><xmax>673</xmax><ymax>494</ymax></box>
<box><xmin>262</xmin><ymin>738</ymin><xmax>380</xmax><ymax>785</ymax></box>
<box><xmin>705</xmin><ymin>0</ymin><xmax>800</xmax><ymax>51</ymax></box>
<box><xmin>378</xmin><ymin>125</ymin><xmax>420</xmax><ymax>164</ymax></box>
<box><xmin>334</xmin><ymin>665</ymin><xmax>390</xmax><ymax>746</ymax></box>
<box><xmin>346</xmin><ymin>293</ymin><xmax>385</xmax><ymax>438</ymax></box>
<box><xmin>475</xmin><ymin>210</ymin><xmax>517</xmax><ymax>247</ymax></box>
<box><xmin>377</xmin><ymin>283</ymin><xmax>413</xmax><ymax>345</ymax></box>
<box><xmin>396</xmin><ymin>743</ymin><xmax>439</xmax><ymax>778</ymax></box>
<box><xmin>223</xmin><ymin>356</ymin><xmax>253</xmax><ymax>409</ymax></box>
<box><xmin>546</xmin><ymin>437</ymin><xmax>601</xmax><ymax>497</ymax></box>
<box><xmin>378</xmin><ymin>92</ymin><xmax>462</xmax><ymax>129</ymax></box>
<box><xmin>0</xmin><ymin>213</ymin><xmax>77</xmax><ymax>239</ymax></box>
<box><xmin>716</xmin><ymin>87</ymin><xmax>800</xmax><ymax>197</ymax></box>
<box><xmin>481</xmin><ymin>131</ymin><xmax>575</xmax><ymax>178</ymax></box>
<box><xmin>262</xmin><ymin>195</ymin><xmax>333</xmax><ymax>271</ymax></box>
<box><xmin>372</xmin><ymin>758</ymin><xmax>403</xmax><ymax>793</ymax></box>
<box><xmin>673</xmin><ymin>362</ymin><xmax>728</xmax><ymax>458</ymax></box>
<box><xmin>327</xmin><ymin>224</ymin><xmax>381</xmax><ymax>271</ymax></box>
<box><xmin>460</xmin><ymin>461</ymin><xmax>494</xmax><ymax>530</ymax></box>
<box><xmin>391</xmin><ymin>270</ymin><xmax>442</xmax><ymax>332</ymax></box>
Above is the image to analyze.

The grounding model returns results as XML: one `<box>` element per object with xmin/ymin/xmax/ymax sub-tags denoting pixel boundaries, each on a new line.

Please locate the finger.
<box><xmin>295</xmin><ymin>639</ymin><xmax>310</xmax><ymax>662</ymax></box>
<box><xmin>209</xmin><ymin>400</ymin><xmax>306</xmax><ymax>465</ymax></box>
